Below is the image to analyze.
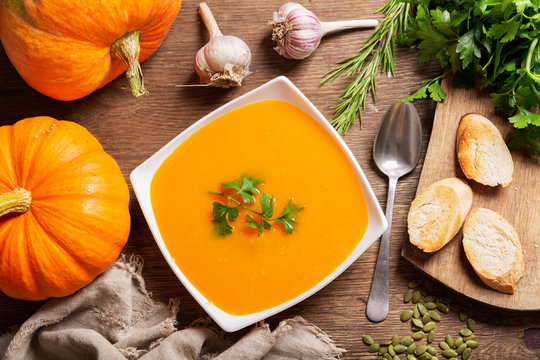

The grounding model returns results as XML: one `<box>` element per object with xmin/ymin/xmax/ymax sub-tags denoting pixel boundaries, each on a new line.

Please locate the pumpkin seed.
<box><xmin>462</xmin><ymin>348</ymin><xmax>472</xmax><ymax>360</ymax></box>
<box><xmin>423</xmin><ymin>322</ymin><xmax>435</xmax><ymax>332</ymax></box>
<box><xmin>404</xmin><ymin>289</ymin><xmax>415</xmax><ymax>303</ymax></box>
<box><xmin>450</xmin><ymin>303</ymin><xmax>461</xmax><ymax>312</ymax></box>
<box><xmin>413</xmin><ymin>325</ymin><xmax>423</xmax><ymax>332</ymax></box>
<box><xmin>431</xmin><ymin>357</ymin><xmax>439</xmax><ymax>360</ymax></box>
<box><xmin>415</xmin><ymin>344</ymin><xmax>427</xmax><ymax>355</ymax></box>
<box><xmin>462</xmin><ymin>335</ymin><xmax>475</xmax><ymax>341</ymax></box>
<box><xmin>459</xmin><ymin>312</ymin><xmax>467</xmax><ymax>322</ymax></box>
<box><xmin>363</xmin><ymin>335</ymin><xmax>374</xmax><ymax>345</ymax></box>
<box><xmin>427</xmin><ymin>346</ymin><xmax>438</xmax><ymax>355</ymax></box>
<box><xmin>456</xmin><ymin>343</ymin><xmax>467</xmax><ymax>355</ymax></box>
<box><xmin>441</xmin><ymin>349</ymin><xmax>457</xmax><ymax>358</ymax></box>
<box><xmin>422</xmin><ymin>313</ymin><xmax>431</xmax><ymax>324</ymax></box>
<box><xmin>412</xmin><ymin>331</ymin><xmax>425</xmax><ymax>340</ymax></box>
<box><xmin>453</xmin><ymin>337</ymin><xmax>463</xmax><ymax>349</ymax></box>
<box><xmin>444</xmin><ymin>335</ymin><xmax>454</xmax><ymax>348</ymax></box>
<box><xmin>408</xmin><ymin>280</ymin><xmax>419</xmax><ymax>288</ymax></box>
<box><xmin>439</xmin><ymin>342</ymin><xmax>450</xmax><ymax>351</ymax></box>
<box><xmin>401</xmin><ymin>337</ymin><xmax>414</xmax><ymax>346</ymax></box>
<box><xmin>420</xmin><ymin>287</ymin><xmax>428</xmax><ymax>296</ymax></box>
<box><xmin>392</xmin><ymin>334</ymin><xmax>399</xmax><ymax>346</ymax></box>
<box><xmin>395</xmin><ymin>344</ymin><xmax>407</xmax><ymax>353</ymax></box>
<box><xmin>369</xmin><ymin>344</ymin><xmax>380</xmax><ymax>353</ymax></box>
<box><xmin>413</xmin><ymin>305</ymin><xmax>421</xmax><ymax>319</ymax></box>
<box><xmin>459</xmin><ymin>328</ymin><xmax>472</xmax><ymax>337</ymax></box>
<box><xmin>418</xmin><ymin>304</ymin><xmax>428</xmax><ymax>316</ymax></box>
<box><xmin>407</xmin><ymin>355</ymin><xmax>418</xmax><ymax>360</ymax></box>
<box><xmin>412</xmin><ymin>318</ymin><xmax>424</xmax><ymax>328</ymax></box>
<box><xmin>424</xmin><ymin>278</ymin><xmax>434</xmax><ymax>291</ymax></box>
<box><xmin>412</xmin><ymin>290</ymin><xmax>422</xmax><ymax>303</ymax></box>
<box><xmin>401</xmin><ymin>309</ymin><xmax>414</xmax><ymax>322</ymax></box>
<box><xmin>467</xmin><ymin>318</ymin><xmax>476</xmax><ymax>332</ymax></box>
<box><xmin>449</xmin><ymin>358</ymin><xmax>458</xmax><ymax>360</ymax></box>
<box><xmin>466</xmin><ymin>340</ymin><xmax>479</xmax><ymax>349</ymax></box>
<box><xmin>427</xmin><ymin>331</ymin><xmax>435</xmax><ymax>344</ymax></box>
<box><xmin>407</xmin><ymin>343</ymin><xmax>417</xmax><ymax>354</ymax></box>
<box><xmin>388</xmin><ymin>344</ymin><xmax>396</xmax><ymax>357</ymax></box>
<box><xmin>425</xmin><ymin>295</ymin><xmax>436</xmax><ymax>302</ymax></box>
<box><xmin>381</xmin><ymin>340</ymin><xmax>392</xmax><ymax>346</ymax></box>
<box><xmin>418</xmin><ymin>353</ymin><xmax>431</xmax><ymax>360</ymax></box>
<box><xmin>379</xmin><ymin>346</ymin><xmax>388</xmax><ymax>355</ymax></box>
<box><xmin>429</xmin><ymin>310</ymin><xmax>441</xmax><ymax>321</ymax></box>
<box><xmin>441</xmin><ymin>296</ymin><xmax>452</xmax><ymax>303</ymax></box>
<box><xmin>383</xmin><ymin>354</ymin><xmax>393</xmax><ymax>360</ymax></box>
<box><xmin>425</xmin><ymin>302</ymin><xmax>437</xmax><ymax>310</ymax></box>
<box><xmin>436</xmin><ymin>303</ymin><xmax>449</xmax><ymax>313</ymax></box>
<box><xmin>393</xmin><ymin>356</ymin><xmax>400</xmax><ymax>360</ymax></box>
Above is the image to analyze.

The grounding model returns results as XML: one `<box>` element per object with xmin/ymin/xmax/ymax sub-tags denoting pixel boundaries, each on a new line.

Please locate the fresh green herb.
<box><xmin>323</xmin><ymin>0</ymin><xmax>540</xmax><ymax>155</ymax></box>
<box><xmin>321</xmin><ymin>0</ymin><xmax>413</xmax><ymax>134</ymax></box>
<box><xmin>210</xmin><ymin>174</ymin><xmax>302</xmax><ymax>236</ymax></box>
<box><xmin>399</xmin><ymin>0</ymin><xmax>540</xmax><ymax>155</ymax></box>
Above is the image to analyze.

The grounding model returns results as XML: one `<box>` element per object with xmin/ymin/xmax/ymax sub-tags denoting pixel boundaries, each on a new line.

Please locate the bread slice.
<box><xmin>462</xmin><ymin>208</ymin><xmax>524</xmax><ymax>294</ymax></box>
<box><xmin>456</xmin><ymin>113</ymin><xmax>514</xmax><ymax>187</ymax></box>
<box><xmin>408</xmin><ymin>178</ymin><xmax>473</xmax><ymax>253</ymax></box>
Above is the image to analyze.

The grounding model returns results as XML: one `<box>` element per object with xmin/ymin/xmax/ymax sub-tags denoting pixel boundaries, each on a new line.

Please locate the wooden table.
<box><xmin>0</xmin><ymin>1</ymin><xmax>538</xmax><ymax>358</ymax></box>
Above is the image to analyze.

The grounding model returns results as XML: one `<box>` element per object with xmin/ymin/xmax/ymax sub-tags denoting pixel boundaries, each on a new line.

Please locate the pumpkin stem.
<box><xmin>0</xmin><ymin>188</ymin><xmax>32</xmax><ymax>217</ymax></box>
<box><xmin>111</xmin><ymin>30</ymin><xmax>149</xmax><ymax>97</ymax></box>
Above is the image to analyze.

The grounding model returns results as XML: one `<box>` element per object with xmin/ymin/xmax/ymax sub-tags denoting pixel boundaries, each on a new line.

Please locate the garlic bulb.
<box><xmin>195</xmin><ymin>3</ymin><xmax>251</xmax><ymax>88</ymax></box>
<box><xmin>270</xmin><ymin>2</ymin><xmax>378</xmax><ymax>60</ymax></box>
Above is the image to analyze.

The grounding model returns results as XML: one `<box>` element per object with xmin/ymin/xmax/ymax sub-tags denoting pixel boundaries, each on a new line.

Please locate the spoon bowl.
<box><xmin>366</xmin><ymin>102</ymin><xmax>422</xmax><ymax>323</ymax></box>
<box><xmin>373</xmin><ymin>102</ymin><xmax>422</xmax><ymax>178</ymax></box>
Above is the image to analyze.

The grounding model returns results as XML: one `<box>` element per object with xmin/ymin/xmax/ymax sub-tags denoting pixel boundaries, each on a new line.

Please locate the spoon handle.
<box><xmin>366</xmin><ymin>175</ymin><xmax>397</xmax><ymax>323</ymax></box>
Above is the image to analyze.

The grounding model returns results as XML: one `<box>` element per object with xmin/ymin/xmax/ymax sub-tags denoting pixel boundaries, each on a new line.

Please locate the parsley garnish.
<box><xmin>210</xmin><ymin>174</ymin><xmax>303</xmax><ymax>237</ymax></box>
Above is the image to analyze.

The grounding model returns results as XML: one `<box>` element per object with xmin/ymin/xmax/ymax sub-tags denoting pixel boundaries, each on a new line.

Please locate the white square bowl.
<box><xmin>130</xmin><ymin>76</ymin><xmax>387</xmax><ymax>332</ymax></box>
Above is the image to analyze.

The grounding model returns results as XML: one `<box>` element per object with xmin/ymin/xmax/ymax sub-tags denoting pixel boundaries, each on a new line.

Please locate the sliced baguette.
<box><xmin>408</xmin><ymin>177</ymin><xmax>473</xmax><ymax>253</ymax></box>
<box><xmin>462</xmin><ymin>208</ymin><xmax>524</xmax><ymax>294</ymax></box>
<box><xmin>456</xmin><ymin>113</ymin><xmax>514</xmax><ymax>187</ymax></box>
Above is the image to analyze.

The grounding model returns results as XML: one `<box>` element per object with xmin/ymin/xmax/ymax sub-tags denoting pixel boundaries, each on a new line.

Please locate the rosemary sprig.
<box><xmin>321</xmin><ymin>0</ymin><xmax>412</xmax><ymax>135</ymax></box>
<box><xmin>210</xmin><ymin>174</ymin><xmax>302</xmax><ymax>237</ymax></box>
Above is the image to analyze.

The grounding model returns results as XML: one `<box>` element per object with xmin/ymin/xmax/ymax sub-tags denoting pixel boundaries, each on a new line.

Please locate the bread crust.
<box><xmin>462</xmin><ymin>208</ymin><xmax>524</xmax><ymax>294</ymax></box>
<box><xmin>456</xmin><ymin>113</ymin><xmax>514</xmax><ymax>187</ymax></box>
<box><xmin>408</xmin><ymin>178</ymin><xmax>473</xmax><ymax>253</ymax></box>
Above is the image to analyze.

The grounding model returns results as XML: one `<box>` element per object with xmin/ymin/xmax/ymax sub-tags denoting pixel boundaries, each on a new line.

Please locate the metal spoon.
<box><xmin>366</xmin><ymin>102</ymin><xmax>422</xmax><ymax>323</ymax></box>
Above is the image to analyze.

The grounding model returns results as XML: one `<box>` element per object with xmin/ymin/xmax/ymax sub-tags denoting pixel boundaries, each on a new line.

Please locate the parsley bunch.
<box><xmin>210</xmin><ymin>174</ymin><xmax>302</xmax><ymax>237</ymax></box>
<box><xmin>323</xmin><ymin>0</ymin><xmax>539</xmax><ymax>155</ymax></box>
<box><xmin>401</xmin><ymin>0</ymin><xmax>540</xmax><ymax>155</ymax></box>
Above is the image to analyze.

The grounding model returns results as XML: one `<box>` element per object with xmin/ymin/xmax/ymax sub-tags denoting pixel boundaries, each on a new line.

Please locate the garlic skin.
<box><xmin>270</xmin><ymin>2</ymin><xmax>378</xmax><ymax>60</ymax></box>
<box><xmin>195</xmin><ymin>36</ymin><xmax>251</xmax><ymax>88</ymax></box>
<box><xmin>195</xmin><ymin>2</ymin><xmax>252</xmax><ymax>88</ymax></box>
<box><xmin>271</xmin><ymin>3</ymin><xmax>323</xmax><ymax>60</ymax></box>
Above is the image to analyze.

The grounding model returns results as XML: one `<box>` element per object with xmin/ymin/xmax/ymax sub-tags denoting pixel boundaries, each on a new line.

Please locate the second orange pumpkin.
<box><xmin>0</xmin><ymin>0</ymin><xmax>182</xmax><ymax>100</ymax></box>
<box><xmin>0</xmin><ymin>117</ymin><xmax>130</xmax><ymax>300</ymax></box>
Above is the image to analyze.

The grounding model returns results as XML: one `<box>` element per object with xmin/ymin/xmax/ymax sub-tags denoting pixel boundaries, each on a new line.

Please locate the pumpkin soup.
<box><xmin>150</xmin><ymin>100</ymin><xmax>368</xmax><ymax>315</ymax></box>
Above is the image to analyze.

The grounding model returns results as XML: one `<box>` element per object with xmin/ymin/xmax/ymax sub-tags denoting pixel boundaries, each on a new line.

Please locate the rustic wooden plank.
<box><xmin>0</xmin><ymin>1</ymin><xmax>539</xmax><ymax>358</ymax></box>
<box><xmin>402</xmin><ymin>75</ymin><xmax>540</xmax><ymax>311</ymax></box>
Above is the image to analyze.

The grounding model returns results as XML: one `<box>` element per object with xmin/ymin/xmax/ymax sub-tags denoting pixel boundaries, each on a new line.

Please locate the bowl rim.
<box><xmin>130</xmin><ymin>76</ymin><xmax>387</xmax><ymax>332</ymax></box>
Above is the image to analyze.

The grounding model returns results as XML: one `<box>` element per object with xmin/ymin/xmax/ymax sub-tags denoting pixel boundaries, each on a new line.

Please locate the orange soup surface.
<box><xmin>151</xmin><ymin>100</ymin><xmax>369</xmax><ymax>315</ymax></box>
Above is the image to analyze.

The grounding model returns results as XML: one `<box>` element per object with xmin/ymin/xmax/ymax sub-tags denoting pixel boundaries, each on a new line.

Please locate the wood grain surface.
<box><xmin>0</xmin><ymin>1</ymin><xmax>539</xmax><ymax>358</ymax></box>
<box><xmin>402</xmin><ymin>76</ymin><xmax>540</xmax><ymax>311</ymax></box>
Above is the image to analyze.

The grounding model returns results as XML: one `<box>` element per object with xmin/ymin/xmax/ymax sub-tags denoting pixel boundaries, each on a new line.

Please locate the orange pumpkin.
<box><xmin>0</xmin><ymin>117</ymin><xmax>130</xmax><ymax>300</ymax></box>
<box><xmin>0</xmin><ymin>0</ymin><xmax>182</xmax><ymax>100</ymax></box>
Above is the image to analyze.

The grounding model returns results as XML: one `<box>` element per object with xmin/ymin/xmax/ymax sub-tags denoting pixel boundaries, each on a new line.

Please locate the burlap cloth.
<box><xmin>0</xmin><ymin>255</ymin><xmax>345</xmax><ymax>360</ymax></box>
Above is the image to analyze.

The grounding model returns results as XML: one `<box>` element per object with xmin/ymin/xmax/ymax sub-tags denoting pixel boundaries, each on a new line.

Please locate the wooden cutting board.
<box><xmin>401</xmin><ymin>76</ymin><xmax>540</xmax><ymax>311</ymax></box>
